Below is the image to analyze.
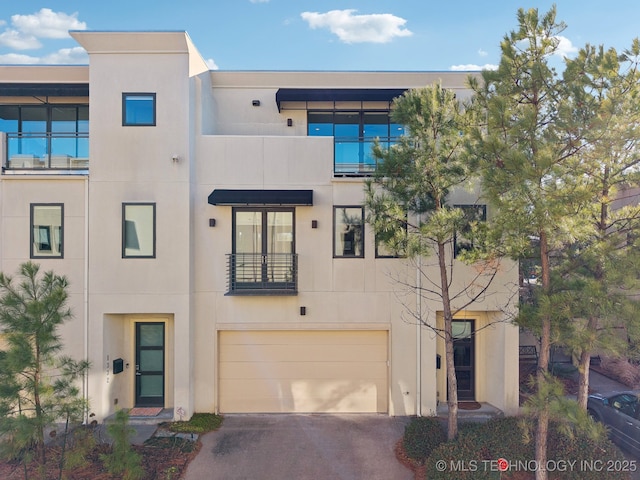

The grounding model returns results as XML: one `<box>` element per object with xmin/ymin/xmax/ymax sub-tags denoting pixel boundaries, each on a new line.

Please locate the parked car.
<box><xmin>587</xmin><ymin>391</ymin><xmax>640</xmax><ymax>456</ymax></box>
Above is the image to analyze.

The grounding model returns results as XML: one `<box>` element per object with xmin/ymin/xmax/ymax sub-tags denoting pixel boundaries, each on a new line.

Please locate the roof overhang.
<box><xmin>0</xmin><ymin>83</ymin><xmax>89</xmax><ymax>97</ymax></box>
<box><xmin>208</xmin><ymin>189</ymin><xmax>313</xmax><ymax>206</ymax></box>
<box><xmin>275</xmin><ymin>88</ymin><xmax>407</xmax><ymax>111</ymax></box>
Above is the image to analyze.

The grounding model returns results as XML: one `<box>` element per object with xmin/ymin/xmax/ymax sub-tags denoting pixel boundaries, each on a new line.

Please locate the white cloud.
<box><xmin>450</xmin><ymin>63</ymin><xmax>498</xmax><ymax>71</ymax></box>
<box><xmin>554</xmin><ymin>35</ymin><xmax>578</xmax><ymax>57</ymax></box>
<box><xmin>0</xmin><ymin>29</ymin><xmax>41</xmax><ymax>50</ymax></box>
<box><xmin>301</xmin><ymin>9</ymin><xmax>412</xmax><ymax>44</ymax></box>
<box><xmin>11</xmin><ymin>8</ymin><xmax>86</xmax><ymax>39</ymax></box>
<box><xmin>478</xmin><ymin>49</ymin><xmax>488</xmax><ymax>57</ymax></box>
<box><xmin>0</xmin><ymin>46</ymin><xmax>87</xmax><ymax>65</ymax></box>
<box><xmin>206</xmin><ymin>58</ymin><xmax>219</xmax><ymax>70</ymax></box>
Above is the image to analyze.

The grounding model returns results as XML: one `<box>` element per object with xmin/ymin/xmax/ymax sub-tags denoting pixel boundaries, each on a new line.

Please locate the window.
<box><xmin>454</xmin><ymin>205</ymin><xmax>487</xmax><ymax>258</ymax></box>
<box><xmin>375</xmin><ymin>215</ymin><xmax>407</xmax><ymax>258</ymax></box>
<box><xmin>122</xmin><ymin>203</ymin><xmax>156</xmax><ymax>258</ymax></box>
<box><xmin>334</xmin><ymin>207</ymin><xmax>364</xmax><ymax>258</ymax></box>
<box><xmin>31</xmin><ymin>204</ymin><xmax>63</xmax><ymax>258</ymax></box>
<box><xmin>122</xmin><ymin>93</ymin><xmax>156</xmax><ymax>126</ymax></box>
<box><xmin>230</xmin><ymin>208</ymin><xmax>296</xmax><ymax>291</ymax></box>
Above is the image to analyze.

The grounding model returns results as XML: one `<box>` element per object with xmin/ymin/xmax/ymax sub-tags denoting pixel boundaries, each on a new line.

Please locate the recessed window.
<box><xmin>31</xmin><ymin>204</ymin><xmax>63</xmax><ymax>258</ymax></box>
<box><xmin>122</xmin><ymin>93</ymin><xmax>156</xmax><ymax>126</ymax></box>
<box><xmin>122</xmin><ymin>203</ymin><xmax>156</xmax><ymax>258</ymax></box>
<box><xmin>454</xmin><ymin>205</ymin><xmax>487</xmax><ymax>258</ymax></box>
<box><xmin>334</xmin><ymin>206</ymin><xmax>364</xmax><ymax>258</ymax></box>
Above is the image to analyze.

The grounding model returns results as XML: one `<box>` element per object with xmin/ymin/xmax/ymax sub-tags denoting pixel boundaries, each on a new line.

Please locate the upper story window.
<box><xmin>334</xmin><ymin>206</ymin><xmax>364</xmax><ymax>258</ymax></box>
<box><xmin>454</xmin><ymin>205</ymin><xmax>487</xmax><ymax>258</ymax></box>
<box><xmin>31</xmin><ymin>203</ymin><xmax>63</xmax><ymax>258</ymax></box>
<box><xmin>308</xmin><ymin>110</ymin><xmax>405</xmax><ymax>176</ymax></box>
<box><xmin>122</xmin><ymin>93</ymin><xmax>156</xmax><ymax>126</ymax></box>
<box><xmin>1</xmin><ymin>105</ymin><xmax>89</xmax><ymax>169</ymax></box>
<box><xmin>122</xmin><ymin>203</ymin><xmax>156</xmax><ymax>258</ymax></box>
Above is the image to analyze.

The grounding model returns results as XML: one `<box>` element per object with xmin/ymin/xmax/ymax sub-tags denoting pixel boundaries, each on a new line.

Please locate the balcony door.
<box><xmin>232</xmin><ymin>208</ymin><xmax>294</xmax><ymax>289</ymax></box>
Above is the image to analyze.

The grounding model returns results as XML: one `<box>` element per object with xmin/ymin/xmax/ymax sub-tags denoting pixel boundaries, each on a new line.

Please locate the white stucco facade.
<box><xmin>0</xmin><ymin>31</ymin><xmax>519</xmax><ymax>421</ymax></box>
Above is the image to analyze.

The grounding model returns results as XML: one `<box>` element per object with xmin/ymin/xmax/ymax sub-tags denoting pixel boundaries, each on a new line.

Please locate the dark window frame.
<box><xmin>122</xmin><ymin>202</ymin><xmax>156</xmax><ymax>259</ymax></box>
<box><xmin>122</xmin><ymin>93</ymin><xmax>156</xmax><ymax>126</ymax></box>
<box><xmin>333</xmin><ymin>206</ymin><xmax>365</xmax><ymax>258</ymax></box>
<box><xmin>453</xmin><ymin>204</ymin><xmax>487</xmax><ymax>258</ymax></box>
<box><xmin>30</xmin><ymin>203</ymin><xmax>64</xmax><ymax>259</ymax></box>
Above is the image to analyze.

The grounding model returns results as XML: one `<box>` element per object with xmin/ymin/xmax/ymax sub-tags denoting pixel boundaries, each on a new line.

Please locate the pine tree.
<box><xmin>0</xmin><ymin>262</ymin><xmax>90</xmax><ymax>476</ymax></box>
<box><xmin>365</xmin><ymin>83</ymin><xmax>502</xmax><ymax>440</ymax></box>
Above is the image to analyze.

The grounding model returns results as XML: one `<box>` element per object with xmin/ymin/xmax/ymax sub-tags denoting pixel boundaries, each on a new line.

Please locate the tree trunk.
<box><xmin>535</xmin><ymin>231</ymin><xmax>552</xmax><ymax>480</ymax></box>
<box><xmin>577</xmin><ymin>316</ymin><xmax>598</xmax><ymax>409</ymax></box>
<box><xmin>438</xmin><ymin>240</ymin><xmax>458</xmax><ymax>440</ymax></box>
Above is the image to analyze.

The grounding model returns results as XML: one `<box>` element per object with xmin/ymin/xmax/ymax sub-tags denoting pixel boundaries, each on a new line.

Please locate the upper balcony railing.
<box><xmin>3</xmin><ymin>132</ymin><xmax>89</xmax><ymax>171</ymax></box>
<box><xmin>226</xmin><ymin>253</ymin><xmax>298</xmax><ymax>295</ymax></box>
<box><xmin>333</xmin><ymin>136</ymin><xmax>399</xmax><ymax>176</ymax></box>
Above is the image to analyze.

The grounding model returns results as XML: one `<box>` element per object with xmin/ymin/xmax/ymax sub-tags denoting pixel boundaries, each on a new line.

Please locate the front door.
<box><xmin>453</xmin><ymin>320</ymin><xmax>475</xmax><ymax>400</ymax></box>
<box><xmin>135</xmin><ymin>322</ymin><xmax>165</xmax><ymax>407</ymax></box>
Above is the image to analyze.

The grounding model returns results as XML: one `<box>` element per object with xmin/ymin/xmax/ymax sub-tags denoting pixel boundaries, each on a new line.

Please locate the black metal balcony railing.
<box><xmin>4</xmin><ymin>132</ymin><xmax>89</xmax><ymax>170</ymax></box>
<box><xmin>333</xmin><ymin>136</ymin><xmax>400</xmax><ymax>176</ymax></box>
<box><xmin>226</xmin><ymin>253</ymin><xmax>298</xmax><ymax>295</ymax></box>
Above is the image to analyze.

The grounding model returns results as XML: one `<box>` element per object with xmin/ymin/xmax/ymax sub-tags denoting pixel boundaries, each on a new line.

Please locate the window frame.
<box><xmin>375</xmin><ymin>216</ymin><xmax>408</xmax><ymax>259</ymax></box>
<box><xmin>122</xmin><ymin>202</ymin><xmax>156</xmax><ymax>258</ymax></box>
<box><xmin>30</xmin><ymin>203</ymin><xmax>64</xmax><ymax>259</ymax></box>
<box><xmin>333</xmin><ymin>206</ymin><xmax>365</xmax><ymax>258</ymax></box>
<box><xmin>122</xmin><ymin>93</ymin><xmax>156</xmax><ymax>127</ymax></box>
<box><xmin>453</xmin><ymin>204</ymin><xmax>487</xmax><ymax>258</ymax></box>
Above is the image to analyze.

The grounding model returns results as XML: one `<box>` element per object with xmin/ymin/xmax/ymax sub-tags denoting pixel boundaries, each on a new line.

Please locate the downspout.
<box><xmin>416</xmin><ymin>214</ymin><xmax>422</xmax><ymax>417</ymax></box>
<box><xmin>83</xmin><ymin>176</ymin><xmax>89</xmax><ymax>423</ymax></box>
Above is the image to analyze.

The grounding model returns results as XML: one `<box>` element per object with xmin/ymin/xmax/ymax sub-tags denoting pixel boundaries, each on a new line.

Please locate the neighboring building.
<box><xmin>0</xmin><ymin>31</ymin><xmax>519</xmax><ymax>421</ymax></box>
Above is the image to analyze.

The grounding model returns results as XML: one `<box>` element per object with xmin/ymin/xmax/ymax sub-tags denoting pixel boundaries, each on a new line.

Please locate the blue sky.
<box><xmin>0</xmin><ymin>1</ymin><xmax>638</xmax><ymax>71</ymax></box>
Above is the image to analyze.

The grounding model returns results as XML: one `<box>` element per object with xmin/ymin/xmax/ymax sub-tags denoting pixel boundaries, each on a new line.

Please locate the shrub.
<box><xmin>100</xmin><ymin>409</ymin><xmax>144</xmax><ymax>480</ymax></box>
<box><xmin>402</xmin><ymin>416</ymin><xmax>446</xmax><ymax>462</ymax></box>
<box><xmin>166</xmin><ymin>412</ymin><xmax>223</xmax><ymax>434</ymax></box>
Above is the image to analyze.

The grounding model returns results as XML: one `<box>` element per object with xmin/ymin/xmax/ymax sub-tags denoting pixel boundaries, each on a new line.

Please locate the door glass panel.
<box><xmin>267</xmin><ymin>211</ymin><xmax>293</xmax><ymax>283</ymax></box>
<box><xmin>139</xmin><ymin>324</ymin><xmax>163</xmax><ymax>346</ymax></box>
<box><xmin>235</xmin><ymin>211</ymin><xmax>262</xmax><ymax>283</ymax></box>
<box><xmin>139</xmin><ymin>376</ymin><xmax>163</xmax><ymax>397</ymax></box>
<box><xmin>140</xmin><ymin>350</ymin><xmax>163</xmax><ymax>371</ymax></box>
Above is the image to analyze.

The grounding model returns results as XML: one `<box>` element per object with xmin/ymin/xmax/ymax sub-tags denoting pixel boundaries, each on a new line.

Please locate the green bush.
<box><xmin>166</xmin><ymin>413</ymin><xmax>223</xmax><ymax>434</ymax></box>
<box><xmin>402</xmin><ymin>416</ymin><xmax>446</xmax><ymax>462</ymax></box>
<box><xmin>421</xmin><ymin>416</ymin><xmax>630</xmax><ymax>480</ymax></box>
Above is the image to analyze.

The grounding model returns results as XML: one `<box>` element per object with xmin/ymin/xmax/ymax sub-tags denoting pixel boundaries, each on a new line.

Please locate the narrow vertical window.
<box><xmin>122</xmin><ymin>93</ymin><xmax>156</xmax><ymax>126</ymax></box>
<box><xmin>123</xmin><ymin>203</ymin><xmax>156</xmax><ymax>258</ymax></box>
<box><xmin>31</xmin><ymin>204</ymin><xmax>63</xmax><ymax>258</ymax></box>
<box><xmin>334</xmin><ymin>206</ymin><xmax>364</xmax><ymax>258</ymax></box>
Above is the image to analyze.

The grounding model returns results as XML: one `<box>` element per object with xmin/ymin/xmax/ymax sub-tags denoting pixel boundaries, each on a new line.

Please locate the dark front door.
<box><xmin>453</xmin><ymin>320</ymin><xmax>475</xmax><ymax>400</ymax></box>
<box><xmin>135</xmin><ymin>322</ymin><xmax>165</xmax><ymax>407</ymax></box>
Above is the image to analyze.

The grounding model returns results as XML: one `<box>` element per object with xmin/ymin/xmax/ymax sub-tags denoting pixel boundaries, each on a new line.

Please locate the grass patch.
<box><xmin>164</xmin><ymin>413</ymin><xmax>223</xmax><ymax>434</ymax></box>
<box><xmin>143</xmin><ymin>436</ymin><xmax>198</xmax><ymax>453</ymax></box>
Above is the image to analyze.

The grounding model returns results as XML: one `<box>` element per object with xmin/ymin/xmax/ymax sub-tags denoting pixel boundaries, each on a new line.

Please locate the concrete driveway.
<box><xmin>182</xmin><ymin>414</ymin><xmax>413</xmax><ymax>480</ymax></box>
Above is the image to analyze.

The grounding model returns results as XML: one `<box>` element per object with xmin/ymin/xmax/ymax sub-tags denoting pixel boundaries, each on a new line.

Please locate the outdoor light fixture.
<box><xmin>311</xmin><ymin>220</ymin><xmax>318</xmax><ymax>229</ymax></box>
<box><xmin>300</xmin><ymin>306</ymin><xmax>306</xmax><ymax>316</ymax></box>
<box><xmin>287</xmin><ymin>118</ymin><xmax>293</xmax><ymax>127</ymax></box>
<box><xmin>209</xmin><ymin>218</ymin><xmax>216</xmax><ymax>227</ymax></box>
<box><xmin>252</xmin><ymin>100</ymin><xmax>260</xmax><ymax>106</ymax></box>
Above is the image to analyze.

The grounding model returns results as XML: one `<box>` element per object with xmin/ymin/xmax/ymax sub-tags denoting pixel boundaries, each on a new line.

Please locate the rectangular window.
<box><xmin>122</xmin><ymin>93</ymin><xmax>156</xmax><ymax>126</ymax></box>
<box><xmin>122</xmin><ymin>203</ymin><xmax>156</xmax><ymax>258</ymax></box>
<box><xmin>454</xmin><ymin>205</ymin><xmax>487</xmax><ymax>257</ymax></box>
<box><xmin>31</xmin><ymin>204</ymin><xmax>63</xmax><ymax>258</ymax></box>
<box><xmin>334</xmin><ymin>206</ymin><xmax>364</xmax><ymax>258</ymax></box>
<box><xmin>375</xmin><ymin>215</ymin><xmax>407</xmax><ymax>258</ymax></box>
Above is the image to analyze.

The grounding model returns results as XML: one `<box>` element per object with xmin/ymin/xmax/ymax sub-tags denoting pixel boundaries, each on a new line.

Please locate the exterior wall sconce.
<box><xmin>209</xmin><ymin>218</ymin><xmax>216</xmax><ymax>227</ymax></box>
<box><xmin>311</xmin><ymin>220</ymin><xmax>318</xmax><ymax>229</ymax></box>
<box><xmin>252</xmin><ymin>100</ymin><xmax>261</xmax><ymax>106</ymax></box>
<box><xmin>171</xmin><ymin>154</ymin><xmax>180</xmax><ymax>163</ymax></box>
<box><xmin>287</xmin><ymin>118</ymin><xmax>293</xmax><ymax>127</ymax></box>
<box><xmin>300</xmin><ymin>306</ymin><xmax>306</xmax><ymax>316</ymax></box>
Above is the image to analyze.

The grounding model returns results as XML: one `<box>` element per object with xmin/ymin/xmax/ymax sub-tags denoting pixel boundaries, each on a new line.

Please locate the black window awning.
<box><xmin>0</xmin><ymin>83</ymin><xmax>89</xmax><ymax>97</ymax></box>
<box><xmin>276</xmin><ymin>88</ymin><xmax>407</xmax><ymax>111</ymax></box>
<box><xmin>208</xmin><ymin>189</ymin><xmax>313</xmax><ymax>206</ymax></box>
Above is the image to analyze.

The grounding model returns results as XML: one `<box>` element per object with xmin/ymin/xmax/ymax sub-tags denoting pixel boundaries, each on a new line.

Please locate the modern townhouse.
<box><xmin>0</xmin><ymin>31</ymin><xmax>519</xmax><ymax>421</ymax></box>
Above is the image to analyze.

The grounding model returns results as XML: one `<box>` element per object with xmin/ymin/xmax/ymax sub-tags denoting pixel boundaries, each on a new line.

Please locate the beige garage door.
<box><xmin>218</xmin><ymin>330</ymin><xmax>388</xmax><ymax>413</ymax></box>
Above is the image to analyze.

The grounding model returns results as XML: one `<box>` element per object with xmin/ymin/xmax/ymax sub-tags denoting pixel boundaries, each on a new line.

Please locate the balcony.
<box><xmin>226</xmin><ymin>253</ymin><xmax>298</xmax><ymax>295</ymax></box>
<box><xmin>333</xmin><ymin>136</ymin><xmax>398</xmax><ymax>176</ymax></box>
<box><xmin>3</xmin><ymin>132</ymin><xmax>89</xmax><ymax>171</ymax></box>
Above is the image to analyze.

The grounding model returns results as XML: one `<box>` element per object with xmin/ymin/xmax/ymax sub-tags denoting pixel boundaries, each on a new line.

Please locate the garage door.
<box><xmin>218</xmin><ymin>330</ymin><xmax>388</xmax><ymax>413</ymax></box>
